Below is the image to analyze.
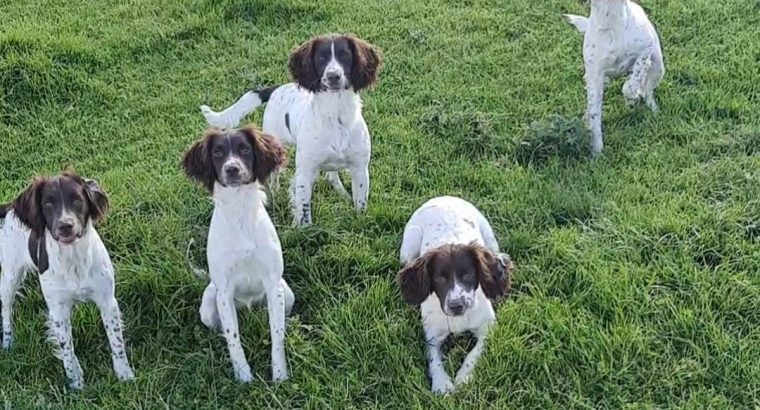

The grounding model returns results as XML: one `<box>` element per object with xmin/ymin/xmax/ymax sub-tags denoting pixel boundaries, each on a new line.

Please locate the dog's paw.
<box><xmin>234</xmin><ymin>365</ymin><xmax>254</xmax><ymax>383</ymax></box>
<box><xmin>67</xmin><ymin>377</ymin><xmax>85</xmax><ymax>391</ymax></box>
<box><xmin>115</xmin><ymin>365</ymin><xmax>135</xmax><ymax>381</ymax></box>
<box><xmin>431</xmin><ymin>378</ymin><xmax>455</xmax><ymax>395</ymax></box>
<box><xmin>272</xmin><ymin>367</ymin><xmax>289</xmax><ymax>383</ymax></box>
<box><xmin>2</xmin><ymin>332</ymin><xmax>12</xmax><ymax>350</ymax></box>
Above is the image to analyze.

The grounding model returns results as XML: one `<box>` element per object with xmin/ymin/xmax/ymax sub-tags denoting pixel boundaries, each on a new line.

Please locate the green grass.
<box><xmin>1</xmin><ymin>0</ymin><xmax>760</xmax><ymax>408</ymax></box>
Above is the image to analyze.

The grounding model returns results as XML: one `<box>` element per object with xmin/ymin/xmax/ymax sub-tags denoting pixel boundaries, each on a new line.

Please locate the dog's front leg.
<box><xmin>215</xmin><ymin>288</ymin><xmax>253</xmax><ymax>382</ymax></box>
<box><xmin>291</xmin><ymin>165</ymin><xmax>317</xmax><ymax>227</ymax></box>
<box><xmin>95</xmin><ymin>295</ymin><xmax>135</xmax><ymax>382</ymax></box>
<box><xmin>1</xmin><ymin>266</ymin><xmax>26</xmax><ymax>349</ymax></box>
<box><xmin>584</xmin><ymin>67</ymin><xmax>606</xmax><ymax>155</ymax></box>
<box><xmin>46</xmin><ymin>299</ymin><xmax>84</xmax><ymax>389</ymax></box>
<box><xmin>454</xmin><ymin>329</ymin><xmax>489</xmax><ymax>386</ymax></box>
<box><xmin>427</xmin><ymin>337</ymin><xmax>454</xmax><ymax>394</ymax></box>
<box><xmin>349</xmin><ymin>163</ymin><xmax>369</xmax><ymax>212</ymax></box>
<box><xmin>263</xmin><ymin>275</ymin><xmax>288</xmax><ymax>382</ymax></box>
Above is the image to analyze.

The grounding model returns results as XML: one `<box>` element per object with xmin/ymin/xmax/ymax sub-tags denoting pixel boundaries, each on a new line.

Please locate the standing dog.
<box><xmin>183</xmin><ymin>125</ymin><xmax>295</xmax><ymax>383</ymax></box>
<box><xmin>397</xmin><ymin>196</ymin><xmax>512</xmax><ymax>394</ymax></box>
<box><xmin>565</xmin><ymin>0</ymin><xmax>664</xmax><ymax>154</ymax></box>
<box><xmin>200</xmin><ymin>34</ymin><xmax>382</xmax><ymax>227</ymax></box>
<box><xmin>0</xmin><ymin>173</ymin><xmax>134</xmax><ymax>389</ymax></box>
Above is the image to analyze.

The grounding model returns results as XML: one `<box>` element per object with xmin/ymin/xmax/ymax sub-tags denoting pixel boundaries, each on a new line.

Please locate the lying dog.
<box><xmin>183</xmin><ymin>125</ymin><xmax>295</xmax><ymax>383</ymax></box>
<box><xmin>200</xmin><ymin>34</ymin><xmax>382</xmax><ymax>227</ymax></box>
<box><xmin>565</xmin><ymin>0</ymin><xmax>665</xmax><ymax>154</ymax></box>
<box><xmin>0</xmin><ymin>173</ymin><xmax>134</xmax><ymax>389</ymax></box>
<box><xmin>397</xmin><ymin>196</ymin><xmax>512</xmax><ymax>394</ymax></box>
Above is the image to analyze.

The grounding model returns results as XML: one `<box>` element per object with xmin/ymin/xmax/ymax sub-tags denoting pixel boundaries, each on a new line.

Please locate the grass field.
<box><xmin>1</xmin><ymin>0</ymin><xmax>760</xmax><ymax>408</ymax></box>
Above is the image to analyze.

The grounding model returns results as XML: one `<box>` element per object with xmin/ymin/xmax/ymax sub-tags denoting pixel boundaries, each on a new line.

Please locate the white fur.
<box><xmin>201</xmin><ymin>83</ymin><xmax>371</xmax><ymax>227</ymax></box>
<box><xmin>565</xmin><ymin>0</ymin><xmax>665</xmax><ymax>154</ymax></box>
<box><xmin>400</xmin><ymin>196</ymin><xmax>502</xmax><ymax>394</ymax></box>
<box><xmin>0</xmin><ymin>211</ymin><xmax>134</xmax><ymax>389</ymax></box>
<box><xmin>197</xmin><ymin>182</ymin><xmax>295</xmax><ymax>383</ymax></box>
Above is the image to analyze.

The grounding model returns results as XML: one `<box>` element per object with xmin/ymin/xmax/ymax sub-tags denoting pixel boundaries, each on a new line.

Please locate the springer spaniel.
<box><xmin>183</xmin><ymin>125</ymin><xmax>295</xmax><ymax>383</ymax></box>
<box><xmin>565</xmin><ymin>0</ymin><xmax>664</xmax><ymax>155</ymax></box>
<box><xmin>397</xmin><ymin>196</ymin><xmax>513</xmax><ymax>394</ymax></box>
<box><xmin>200</xmin><ymin>34</ymin><xmax>382</xmax><ymax>227</ymax></box>
<box><xmin>0</xmin><ymin>173</ymin><xmax>134</xmax><ymax>389</ymax></box>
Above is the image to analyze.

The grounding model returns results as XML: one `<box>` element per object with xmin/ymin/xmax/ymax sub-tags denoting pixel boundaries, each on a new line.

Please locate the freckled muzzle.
<box><xmin>221</xmin><ymin>157</ymin><xmax>252</xmax><ymax>187</ymax></box>
<box><xmin>444</xmin><ymin>295</ymin><xmax>475</xmax><ymax>317</ymax></box>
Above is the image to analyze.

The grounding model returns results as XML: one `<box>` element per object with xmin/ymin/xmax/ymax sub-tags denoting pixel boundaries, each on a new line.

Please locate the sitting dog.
<box><xmin>200</xmin><ymin>34</ymin><xmax>382</xmax><ymax>227</ymax></box>
<box><xmin>0</xmin><ymin>173</ymin><xmax>134</xmax><ymax>389</ymax></box>
<box><xmin>397</xmin><ymin>196</ymin><xmax>512</xmax><ymax>394</ymax></box>
<box><xmin>183</xmin><ymin>125</ymin><xmax>295</xmax><ymax>383</ymax></box>
<box><xmin>565</xmin><ymin>0</ymin><xmax>665</xmax><ymax>154</ymax></box>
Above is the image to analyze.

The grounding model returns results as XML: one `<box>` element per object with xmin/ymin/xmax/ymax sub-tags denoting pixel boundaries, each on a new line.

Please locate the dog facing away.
<box><xmin>183</xmin><ymin>125</ymin><xmax>295</xmax><ymax>383</ymax></box>
<box><xmin>397</xmin><ymin>196</ymin><xmax>512</xmax><ymax>394</ymax></box>
<box><xmin>565</xmin><ymin>0</ymin><xmax>664</xmax><ymax>154</ymax></box>
<box><xmin>200</xmin><ymin>34</ymin><xmax>382</xmax><ymax>227</ymax></box>
<box><xmin>0</xmin><ymin>173</ymin><xmax>134</xmax><ymax>389</ymax></box>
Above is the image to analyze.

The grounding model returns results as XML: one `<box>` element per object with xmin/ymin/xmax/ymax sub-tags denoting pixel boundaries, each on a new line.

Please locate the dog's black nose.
<box><xmin>58</xmin><ymin>222</ymin><xmax>73</xmax><ymax>235</ymax></box>
<box><xmin>326</xmin><ymin>72</ymin><xmax>341</xmax><ymax>83</ymax></box>
<box><xmin>225</xmin><ymin>167</ymin><xmax>240</xmax><ymax>177</ymax></box>
<box><xmin>448</xmin><ymin>300</ymin><xmax>465</xmax><ymax>316</ymax></box>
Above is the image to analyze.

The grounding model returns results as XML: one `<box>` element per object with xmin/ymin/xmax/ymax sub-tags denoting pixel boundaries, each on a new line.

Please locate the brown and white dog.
<box><xmin>397</xmin><ymin>196</ymin><xmax>512</xmax><ymax>394</ymax></box>
<box><xmin>200</xmin><ymin>34</ymin><xmax>382</xmax><ymax>227</ymax></box>
<box><xmin>0</xmin><ymin>173</ymin><xmax>134</xmax><ymax>389</ymax></box>
<box><xmin>183</xmin><ymin>125</ymin><xmax>294</xmax><ymax>383</ymax></box>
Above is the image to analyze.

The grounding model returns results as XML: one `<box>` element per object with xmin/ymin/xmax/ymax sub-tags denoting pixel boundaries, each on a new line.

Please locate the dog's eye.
<box><xmin>435</xmin><ymin>276</ymin><xmax>447</xmax><ymax>285</ymax></box>
<box><xmin>318</xmin><ymin>54</ymin><xmax>328</xmax><ymax>62</ymax></box>
<box><xmin>463</xmin><ymin>272</ymin><xmax>476</xmax><ymax>282</ymax></box>
<box><xmin>43</xmin><ymin>202</ymin><xmax>54</xmax><ymax>210</ymax></box>
<box><xmin>72</xmin><ymin>200</ymin><xmax>84</xmax><ymax>210</ymax></box>
<box><xmin>339</xmin><ymin>50</ymin><xmax>350</xmax><ymax>60</ymax></box>
<box><xmin>212</xmin><ymin>148</ymin><xmax>224</xmax><ymax>157</ymax></box>
<box><xmin>240</xmin><ymin>145</ymin><xmax>251</xmax><ymax>154</ymax></box>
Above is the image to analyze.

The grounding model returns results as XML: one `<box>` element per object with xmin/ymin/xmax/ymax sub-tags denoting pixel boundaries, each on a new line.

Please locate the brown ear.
<box><xmin>289</xmin><ymin>38</ymin><xmax>320</xmax><ymax>92</ymax></box>
<box><xmin>468</xmin><ymin>244</ymin><xmax>512</xmax><ymax>301</ymax></box>
<box><xmin>183</xmin><ymin>130</ymin><xmax>217</xmax><ymax>192</ymax></box>
<box><xmin>12</xmin><ymin>177</ymin><xmax>46</xmax><ymax>237</ymax></box>
<box><xmin>82</xmin><ymin>178</ymin><xmax>109</xmax><ymax>224</ymax></box>
<box><xmin>239</xmin><ymin>125</ymin><xmax>286</xmax><ymax>183</ymax></box>
<box><xmin>397</xmin><ymin>256</ymin><xmax>432</xmax><ymax>307</ymax></box>
<box><xmin>346</xmin><ymin>35</ymin><xmax>382</xmax><ymax>91</ymax></box>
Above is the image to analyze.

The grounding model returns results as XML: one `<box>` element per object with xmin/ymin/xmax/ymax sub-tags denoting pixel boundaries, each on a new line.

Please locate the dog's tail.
<box><xmin>200</xmin><ymin>85</ymin><xmax>280</xmax><ymax>130</ymax></box>
<box><xmin>185</xmin><ymin>238</ymin><xmax>208</xmax><ymax>279</ymax></box>
<box><xmin>0</xmin><ymin>203</ymin><xmax>8</xmax><ymax>219</ymax></box>
<box><xmin>564</xmin><ymin>14</ymin><xmax>588</xmax><ymax>33</ymax></box>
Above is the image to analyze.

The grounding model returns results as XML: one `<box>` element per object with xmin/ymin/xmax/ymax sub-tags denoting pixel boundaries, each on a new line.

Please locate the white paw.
<box><xmin>454</xmin><ymin>371</ymin><xmax>472</xmax><ymax>386</ymax></box>
<box><xmin>272</xmin><ymin>367</ymin><xmax>289</xmax><ymax>383</ymax></box>
<box><xmin>115</xmin><ymin>365</ymin><xmax>135</xmax><ymax>381</ymax></box>
<box><xmin>2</xmin><ymin>333</ymin><xmax>12</xmax><ymax>350</ymax></box>
<box><xmin>68</xmin><ymin>377</ymin><xmax>84</xmax><ymax>390</ymax></box>
<box><xmin>234</xmin><ymin>365</ymin><xmax>253</xmax><ymax>383</ymax></box>
<box><xmin>431</xmin><ymin>378</ymin><xmax>455</xmax><ymax>395</ymax></box>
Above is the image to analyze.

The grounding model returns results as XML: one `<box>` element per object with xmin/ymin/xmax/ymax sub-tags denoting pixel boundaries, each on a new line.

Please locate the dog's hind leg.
<box><xmin>326</xmin><ymin>172</ymin><xmax>351</xmax><ymax>200</ymax></box>
<box><xmin>199</xmin><ymin>283</ymin><xmax>221</xmax><ymax>331</ymax></box>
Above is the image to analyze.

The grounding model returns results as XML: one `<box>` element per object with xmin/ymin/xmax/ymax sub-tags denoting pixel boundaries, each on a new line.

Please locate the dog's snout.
<box><xmin>326</xmin><ymin>71</ymin><xmax>341</xmax><ymax>83</ymax></box>
<box><xmin>57</xmin><ymin>222</ymin><xmax>74</xmax><ymax>235</ymax></box>
<box><xmin>224</xmin><ymin>165</ymin><xmax>240</xmax><ymax>177</ymax></box>
<box><xmin>448</xmin><ymin>299</ymin><xmax>466</xmax><ymax>316</ymax></box>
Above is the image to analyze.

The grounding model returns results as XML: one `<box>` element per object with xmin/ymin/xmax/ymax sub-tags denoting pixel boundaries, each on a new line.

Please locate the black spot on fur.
<box><xmin>285</xmin><ymin>112</ymin><xmax>291</xmax><ymax>133</ymax></box>
<box><xmin>256</xmin><ymin>86</ymin><xmax>278</xmax><ymax>103</ymax></box>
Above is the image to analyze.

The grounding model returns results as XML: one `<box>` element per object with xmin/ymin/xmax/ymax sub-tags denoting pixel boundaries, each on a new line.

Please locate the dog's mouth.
<box><xmin>54</xmin><ymin>233</ymin><xmax>81</xmax><ymax>245</ymax></box>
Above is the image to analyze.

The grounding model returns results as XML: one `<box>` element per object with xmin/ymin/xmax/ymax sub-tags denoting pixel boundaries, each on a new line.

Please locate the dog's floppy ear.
<box><xmin>183</xmin><ymin>130</ymin><xmax>218</xmax><ymax>192</ymax></box>
<box><xmin>345</xmin><ymin>35</ymin><xmax>382</xmax><ymax>92</ymax></box>
<box><xmin>239</xmin><ymin>125</ymin><xmax>287</xmax><ymax>183</ymax></box>
<box><xmin>467</xmin><ymin>243</ymin><xmax>513</xmax><ymax>301</ymax></box>
<box><xmin>289</xmin><ymin>38</ymin><xmax>320</xmax><ymax>92</ymax></box>
<box><xmin>82</xmin><ymin>178</ymin><xmax>109</xmax><ymax>224</ymax></box>
<box><xmin>12</xmin><ymin>177</ymin><xmax>46</xmax><ymax>237</ymax></box>
<box><xmin>397</xmin><ymin>254</ymin><xmax>433</xmax><ymax>307</ymax></box>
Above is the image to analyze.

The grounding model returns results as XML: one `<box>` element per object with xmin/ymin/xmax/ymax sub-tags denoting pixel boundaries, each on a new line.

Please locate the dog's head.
<box><xmin>183</xmin><ymin>125</ymin><xmax>286</xmax><ymax>192</ymax></box>
<box><xmin>397</xmin><ymin>243</ymin><xmax>513</xmax><ymax>316</ymax></box>
<box><xmin>12</xmin><ymin>173</ymin><xmax>108</xmax><ymax>244</ymax></box>
<box><xmin>289</xmin><ymin>34</ymin><xmax>382</xmax><ymax>93</ymax></box>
